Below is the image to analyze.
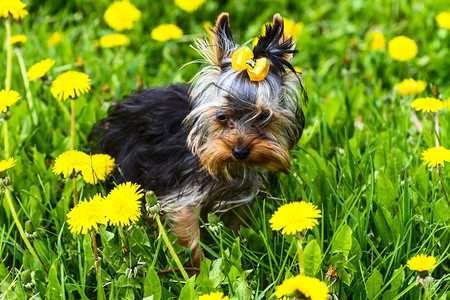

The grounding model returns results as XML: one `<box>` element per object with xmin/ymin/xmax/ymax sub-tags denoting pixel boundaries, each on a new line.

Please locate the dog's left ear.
<box><xmin>212</xmin><ymin>13</ymin><xmax>235</xmax><ymax>66</ymax></box>
<box><xmin>272</xmin><ymin>13</ymin><xmax>294</xmax><ymax>62</ymax></box>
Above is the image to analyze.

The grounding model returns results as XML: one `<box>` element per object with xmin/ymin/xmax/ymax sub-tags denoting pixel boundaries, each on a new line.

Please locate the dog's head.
<box><xmin>184</xmin><ymin>13</ymin><xmax>307</xmax><ymax>181</ymax></box>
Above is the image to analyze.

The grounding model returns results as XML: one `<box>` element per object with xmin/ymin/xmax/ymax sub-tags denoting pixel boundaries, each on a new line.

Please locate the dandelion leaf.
<box><xmin>390</xmin><ymin>267</ymin><xmax>404</xmax><ymax>293</ymax></box>
<box><xmin>366</xmin><ymin>268</ymin><xmax>383</xmax><ymax>299</ymax></box>
<box><xmin>374</xmin><ymin>207</ymin><xmax>394</xmax><ymax>245</ymax></box>
<box><xmin>83</xmin><ymin>234</ymin><xmax>95</xmax><ymax>273</ymax></box>
<box><xmin>331</xmin><ymin>224</ymin><xmax>352</xmax><ymax>258</ymax></box>
<box><xmin>46</xmin><ymin>261</ymin><xmax>62</xmax><ymax>300</ymax></box>
<box><xmin>143</xmin><ymin>268</ymin><xmax>161</xmax><ymax>300</ymax></box>
<box><xmin>303</xmin><ymin>239</ymin><xmax>321</xmax><ymax>276</ymax></box>
<box><xmin>178</xmin><ymin>275</ymin><xmax>195</xmax><ymax>300</ymax></box>
<box><xmin>376</xmin><ymin>172</ymin><xmax>396</xmax><ymax>209</ymax></box>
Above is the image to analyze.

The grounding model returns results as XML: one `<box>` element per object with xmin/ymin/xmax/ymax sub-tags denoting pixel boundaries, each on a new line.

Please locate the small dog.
<box><xmin>96</xmin><ymin>13</ymin><xmax>307</xmax><ymax>265</ymax></box>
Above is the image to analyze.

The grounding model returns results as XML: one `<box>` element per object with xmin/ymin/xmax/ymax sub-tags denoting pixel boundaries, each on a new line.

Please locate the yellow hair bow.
<box><xmin>231</xmin><ymin>46</ymin><xmax>270</xmax><ymax>81</ymax></box>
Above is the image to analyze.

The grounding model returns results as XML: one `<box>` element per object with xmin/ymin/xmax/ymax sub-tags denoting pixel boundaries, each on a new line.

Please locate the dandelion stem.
<box><xmin>73</xmin><ymin>177</ymin><xmax>78</xmax><ymax>207</ymax></box>
<box><xmin>117</xmin><ymin>226</ymin><xmax>130</xmax><ymax>257</ymax></box>
<box><xmin>434</xmin><ymin>112</ymin><xmax>440</xmax><ymax>148</ymax></box>
<box><xmin>14</xmin><ymin>48</ymin><xmax>38</xmax><ymax>126</ymax></box>
<box><xmin>424</xmin><ymin>283</ymin><xmax>431</xmax><ymax>300</ymax></box>
<box><xmin>411</xmin><ymin>111</ymin><xmax>422</xmax><ymax>132</ymax></box>
<box><xmin>296</xmin><ymin>233</ymin><xmax>305</xmax><ymax>275</ymax></box>
<box><xmin>3</xmin><ymin>121</ymin><xmax>10</xmax><ymax>158</ymax></box>
<box><xmin>154</xmin><ymin>215</ymin><xmax>189</xmax><ymax>281</ymax></box>
<box><xmin>4</xmin><ymin>186</ymin><xmax>44</xmax><ymax>271</ymax></box>
<box><xmin>437</xmin><ymin>167</ymin><xmax>450</xmax><ymax>206</ymax></box>
<box><xmin>5</xmin><ymin>18</ymin><xmax>12</xmax><ymax>91</ymax></box>
<box><xmin>70</xmin><ymin>99</ymin><xmax>76</xmax><ymax>150</ymax></box>
<box><xmin>91</xmin><ymin>230</ymin><xmax>99</xmax><ymax>273</ymax></box>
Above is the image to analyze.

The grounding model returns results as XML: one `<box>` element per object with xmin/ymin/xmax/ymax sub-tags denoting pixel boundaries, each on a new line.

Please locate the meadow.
<box><xmin>0</xmin><ymin>0</ymin><xmax>449</xmax><ymax>299</ymax></box>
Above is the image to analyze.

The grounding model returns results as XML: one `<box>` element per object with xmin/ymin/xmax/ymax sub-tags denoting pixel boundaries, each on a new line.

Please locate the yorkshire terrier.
<box><xmin>96</xmin><ymin>13</ymin><xmax>307</xmax><ymax>265</ymax></box>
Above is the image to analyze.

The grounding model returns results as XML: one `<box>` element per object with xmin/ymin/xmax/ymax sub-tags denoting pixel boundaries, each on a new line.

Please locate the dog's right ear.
<box><xmin>212</xmin><ymin>13</ymin><xmax>234</xmax><ymax>66</ymax></box>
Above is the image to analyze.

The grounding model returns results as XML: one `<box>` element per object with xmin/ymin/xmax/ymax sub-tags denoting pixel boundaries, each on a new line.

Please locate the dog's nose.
<box><xmin>232</xmin><ymin>147</ymin><xmax>250</xmax><ymax>160</ymax></box>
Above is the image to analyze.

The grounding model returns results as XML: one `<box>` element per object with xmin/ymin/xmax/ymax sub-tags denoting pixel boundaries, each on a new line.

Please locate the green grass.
<box><xmin>0</xmin><ymin>0</ymin><xmax>449</xmax><ymax>299</ymax></box>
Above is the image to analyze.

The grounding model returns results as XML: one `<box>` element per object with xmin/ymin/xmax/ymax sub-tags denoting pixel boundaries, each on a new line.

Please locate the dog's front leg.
<box><xmin>169</xmin><ymin>206</ymin><xmax>202</xmax><ymax>267</ymax></box>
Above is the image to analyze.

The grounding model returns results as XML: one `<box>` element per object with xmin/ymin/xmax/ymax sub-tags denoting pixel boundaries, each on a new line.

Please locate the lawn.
<box><xmin>0</xmin><ymin>0</ymin><xmax>449</xmax><ymax>299</ymax></box>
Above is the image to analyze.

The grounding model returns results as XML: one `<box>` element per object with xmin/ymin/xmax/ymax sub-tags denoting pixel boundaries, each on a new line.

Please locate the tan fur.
<box><xmin>212</xmin><ymin>13</ymin><xmax>231</xmax><ymax>65</ymax></box>
<box><xmin>169</xmin><ymin>206</ymin><xmax>203</xmax><ymax>267</ymax></box>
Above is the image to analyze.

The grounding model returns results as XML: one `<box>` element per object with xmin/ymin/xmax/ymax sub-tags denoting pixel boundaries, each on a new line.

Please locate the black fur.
<box><xmin>253</xmin><ymin>22</ymin><xmax>297</xmax><ymax>75</ymax></box>
<box><xmin>95</xmin><ymin>84</ymin><xmax>200</xmax><ymax>196</ymax></box>
<box><xmin>252</xmin><ymin>20</ymin><xmax>308</xmax><ymax>103</ymax></box>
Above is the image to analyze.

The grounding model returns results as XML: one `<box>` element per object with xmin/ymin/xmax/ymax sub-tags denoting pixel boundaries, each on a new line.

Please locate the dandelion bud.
<box><xmin>145</xmin><ymin>191</ymin><xmax>160</xmax><ymax>217</ymax></box>
<box><xmin>21</xmin><ymin>270</ymin><xmax>36</xmax><ymax>291</ymax></box>
<box><xmin>207</xmin><ymin>213</ymin><xmax>224</xmax><ymax>235</ymax></box>
<box><xmin>0</xmin><ymin>176</ymin><xmax>11</xmax><ymax>190</ymax></box>
<box><xmin>102</xmin><ymin>85</ymin><xmax>110</xmax><ymax>93</ymax></box>
<box><xmin>25</xmin><ymin>220</ymin><xmax>37</xmax><ymax>240</ymax></box>
<box><xmin>343</xmin><ymin>54</ymin><xmax>351</xmax><ymax>65</ymax></box>
<box><xmin>350</xmin><ymin>38</ymin><xmax>358</xmax><ymax>49</ymax></box>
<box><xmin>148</xmin><ymin>203</ymin><xmax>161</xmax><ymax>217</ymax></box>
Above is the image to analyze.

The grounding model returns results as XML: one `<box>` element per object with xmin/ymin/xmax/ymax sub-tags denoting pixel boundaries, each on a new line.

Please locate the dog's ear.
<box><xmin>272</xmin><ymin>14</ymin><xmax>288</xmax><ymax>44</ymax></box>
<box><xmin>272</xmin><ymin>13</ymin><xmax>294</xmax><ymax>62</ymax></box>
<box><xmin>212</xmin><ymin>13</ymin><xmax>234</xmax><ymax>65</ymax></box>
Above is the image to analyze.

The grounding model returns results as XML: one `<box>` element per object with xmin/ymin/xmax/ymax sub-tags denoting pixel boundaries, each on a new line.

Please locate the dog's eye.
<box><xmin>259</xmin><ymin>111</ymin><xmax>272</xmax><ymax>123</ymax></box>
<box><xmin>216</xmin><ymin>112</ymin><xmax>228</xmax><ymax>123</ymax></box>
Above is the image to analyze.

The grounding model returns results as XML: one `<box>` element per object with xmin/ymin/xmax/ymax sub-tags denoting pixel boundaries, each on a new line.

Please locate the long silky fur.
<box><xmin>95</xmin><ymin>84</ymin><xmax>201</xmax><ymax>197</ymax></box>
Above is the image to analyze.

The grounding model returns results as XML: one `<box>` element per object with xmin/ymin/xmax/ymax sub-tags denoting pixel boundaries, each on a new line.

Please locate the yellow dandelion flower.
<box><xmin>436</xmin><ymin>12</ymin><xmax>450</xmax><ymax>29</ymax></box>
<box><xmin>411</xmin><ymin>97</ymin><xmax>446</xmax><ymax>113</ymax></box>
<box><xmin>0</xmin><ymin>0</ymin><xmax>28</xmax><ymax>20</ymax></box>
<box><xmin>202</xmin><ymin>21</ymin><xmax>213</xmax><ymax>32</ymax></box>
<box><xmin>284</xmin><ymin>18</ymin><xmax>303</xmax><ymax>41</ymax></box>
<box><xmin>270</xmin><ymin>201</ymin><xmax>322</xmax><ymax>235</ymax></box>
<box><xmin>104</xmin><ymin>0</ymin><xmax>141</xmax><ymax>31</ymax></box>
<box><xmin>52</xmin><ymin>150</ymin><xmax>90</xmax><ymax>178</ymax></box>
<box><xmin>82</xmin><ymin>154</ymin><xmax>115</xmax><ymax>184</ymax></box>
<box><xmin>198</xmin><ymin>292</ymin><xmax>229</xmax><ymax>300</ymax></box>
<box><xmin>367</xmin><ymin>30</ymin><xmax>386</xmax><ymax>51</ymax></box>
<box><xmin>100</xmin><ymin>33</ymin><xmax>130</xmax><ymax>48</ymax></box>
<box><xmin>275</xmin><ymin>275</ymin><xmax>329</xmax><ymax>300</ymax></box>
<box><xmin>48</xmin><ymin>31</ymin><xmax>63</xmax><ymax>46</ymax></box>
<box><xmin>407</xmin><ymin>254</ymin><xmax>437</xmax><ymax>272</ymax></box>
<box><xmin>10</xmin><ymin>34</ymin><xmax>27</xmax><ymax>45</ymax></box>
<box><xmin>396</xmin><ymin>78</ymin><xmax>426</xmax><ymax>96</ymax></box>
<box><xmin>0</xmin><ymin>157</ymin><xmax>16</xmax><ymax>173</ymax></box>
<box><xmin>50</xmin><ymin>71</ymin><xmax>91</xmax><ymax>101</ymax></box>
<box><xmin>388</xmin><ymin>35</ymin><xmax>418</xmax><ymax>61</ymax></box>
<box><xmin>104</xmin><ymin>182</ymin><xmax>143</xmax><ymax>227</ymax></box>
<box><xmin>175</xmin><ymin>0</ymin><xmax>206</xmax><ymax>13</ymax></box>
<box><xmin>0</xmin><ymin>89</ymin><xmax>20</xmax><ymax>112</ymax></box>
<box><xmin>415</xmin><ymin>81</ymin><xmax>427</xmax><ymax>94</ymax></box>
<box><xmin>151</xmin><ymin>24</ymin><xmax>183</xmax><ymax>42</ymax></box>
<box><xmin>421</xmin><ymin>146</ymin><xmax>450</xmax><ymax>167</ymax></box>
<box><xmin>27</xmin><ymin>58</ymin><xmax>55</xmax><ymax>81</ymax></box>
<box><xmin>67</xmin><ymin>194</ymin><xmax>108</xmax><ymax>234</ymax></box>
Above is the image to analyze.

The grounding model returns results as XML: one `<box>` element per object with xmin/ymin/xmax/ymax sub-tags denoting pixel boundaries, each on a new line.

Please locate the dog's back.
<box><xmin>95</xmin><ymin>84</ymin><xmax>200</xmax><ymax>197</ymax></box>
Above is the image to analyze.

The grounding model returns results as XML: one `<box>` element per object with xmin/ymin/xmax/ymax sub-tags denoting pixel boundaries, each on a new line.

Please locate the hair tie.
<box><xmin>231</xmin><ymin>46</ymin><xmax>270</xmax><ymax>81</ymax></box>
